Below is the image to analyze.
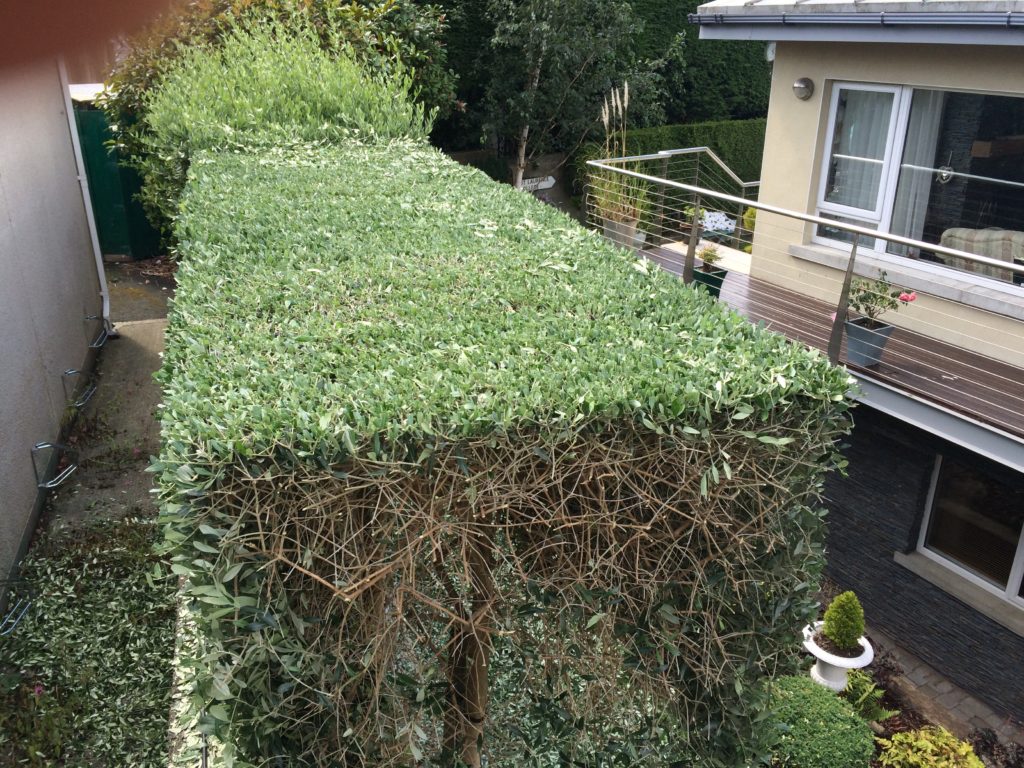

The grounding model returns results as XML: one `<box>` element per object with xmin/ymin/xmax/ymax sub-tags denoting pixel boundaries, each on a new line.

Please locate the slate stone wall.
<box><xmin>824</xmin><ymin>407</ymin><xmax>1024</xmax><ymax>719</ymax></box>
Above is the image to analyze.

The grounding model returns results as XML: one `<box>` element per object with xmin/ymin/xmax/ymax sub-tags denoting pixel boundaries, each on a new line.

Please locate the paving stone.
<box><xmin>904</xmin><ymin>664</ymin><xmax>935</xmax><ymax>686</ymax></box>
<box><xmin>936</xmin><ymin>690</ymin><xmax>969</xmax><ymax>710</ymax></box>
<box><xmin>969</xmin><ymin>715</ymin><xmax>992</xmax><ymax>731</ymax></box>
<box><xmin>956</xmin><ymin>696</ymin><xmax>996</xmax><ymax>721</ymax></box>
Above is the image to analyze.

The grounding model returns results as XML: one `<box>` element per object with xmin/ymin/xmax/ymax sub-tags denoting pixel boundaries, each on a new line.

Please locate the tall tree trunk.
<box><xmin>512</xmin><ymin>50</ymin><xmax>545</xmax><ymax>189</ymax></box>
<box><xmin>512</xmin><ymin>124</ymin><xmax>530</xmax><ymax>189</ymax></box>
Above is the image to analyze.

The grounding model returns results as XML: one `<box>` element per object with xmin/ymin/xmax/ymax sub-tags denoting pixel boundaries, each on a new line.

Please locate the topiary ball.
<box><xmin>771</xmin><ymin>675</ymin><xmax>875</xmax><ymax>768</ymax></box>
<box><xmin>823</xmin><ymin>591</ymin><xmax>865</xmax><ymax>651</ymax></box>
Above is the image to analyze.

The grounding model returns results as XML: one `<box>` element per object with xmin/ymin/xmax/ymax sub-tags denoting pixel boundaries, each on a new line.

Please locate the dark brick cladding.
<box><xmin>823</xmin><ymin>407</ymin><xmax>1024</xmax><ymax>720</ymax></box>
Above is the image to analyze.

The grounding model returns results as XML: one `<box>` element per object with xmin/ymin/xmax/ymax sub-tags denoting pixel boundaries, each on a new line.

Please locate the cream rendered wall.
<box><xmin>752</xmin><ymin>41</ymin><xmax>1024</xmax><ymax>368</ymax></box>
<box><xmin>0</xmin><ymin>59</ymin><xmax>102</xmax><ymax>580</ymax></box>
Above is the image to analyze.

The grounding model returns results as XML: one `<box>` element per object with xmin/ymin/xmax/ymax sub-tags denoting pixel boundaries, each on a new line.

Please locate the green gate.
<box><xmin>74</xmin><ymin>105</ymin><xmax>160</xmax><ymax>260</ymax></box>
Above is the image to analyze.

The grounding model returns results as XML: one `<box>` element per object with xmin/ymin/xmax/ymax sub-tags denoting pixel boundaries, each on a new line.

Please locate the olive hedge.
<box><xmin>139</xmin><ymin>20</ymin><xmax>431</xmax><ymax>240</ymax></box>
<box><xmin>158</xmin><ymin>140</ymin><xmax>852</xmax><ymax>767</ymax></box>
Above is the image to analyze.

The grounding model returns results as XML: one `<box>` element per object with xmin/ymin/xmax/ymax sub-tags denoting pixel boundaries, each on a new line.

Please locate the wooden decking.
<box><xmin>644</xmin><ymin>246</ymin><xmax>1024</xmax><ymax>439</ymax></box>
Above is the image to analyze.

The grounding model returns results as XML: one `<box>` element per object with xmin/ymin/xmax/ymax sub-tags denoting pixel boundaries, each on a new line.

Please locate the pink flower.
<box><xmin>33</xmin><ymin>684</ymin><xmax>43</xmax><ymax>697</ymax></box>
<box><xmin>898</xmin><ymin>291</ymin><xmax>917</xmax><ymax>303</ymax></box>
<box><xmin>829</xmin><ymin>312</ymin><xmax>837</xmax><ymax>322</ymax></box>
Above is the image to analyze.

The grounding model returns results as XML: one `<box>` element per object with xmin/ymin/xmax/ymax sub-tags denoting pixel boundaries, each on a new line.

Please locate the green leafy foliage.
<box><xmin>615</xmin><ymin>118</ymin><xmax>767</xmax><ymax>181</ymax></box>
<box><xmin>481</xmin><ymin>0</ymin><xmax>638</xmax><ymax>184</ymax></box>
<box><xmin>629</xmin><ymin>0</ymin><xmax>771</xmax><ymax>123</ymax></box>
<box><xmin>433</xmin><ymin>0</ymin><xmax>769</xmax><ymax>150</ymax></box>
<box><xmin>847</xmin><ymin>271</ymin><xmax>917</xmax><ymax>328</ymax></box>
<box><xmin>770</xmin><ymin>675</ymin><xmax>876</xmax><ymax>768</ymax></box>
<box><xmin>822</xmin><ymin>591</ymin><xmax>866</xmax><ymax>651</ymax></box>
<box><xmin>879</xmin><ymin>727</ymin><xmax>985</xmax><ymax>768</ymax></box>
<box><xmin>138</xmin><ymin>17</ymin><xmax>430</xmax><ymax>240</ymax></box>
<box><xmin>0</xmin><ymin>519</ymin><xmax>177</xmax><ymax>766</ymax></box>
<box><xmin>842</xmin><ymin>670</ymin><xmax>899</xmax><ymax>723</ymax></box>
<box><xmin>105</xmin><ymin>0</ymin><xmax>451</xmax><ymax>239</ymax></box>
<box><xmin>105</xmin><ymin>0</ymin><xmax>454</xmax><ymax>155</ymax></box>
<box><xmin>158</xmin><ymin>139</ymin><xmax>853</xmax><ymax>765</ymax></box>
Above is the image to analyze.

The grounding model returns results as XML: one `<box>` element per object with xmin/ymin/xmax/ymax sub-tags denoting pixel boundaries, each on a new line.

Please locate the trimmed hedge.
<box><xmin>139</xmin><ymin>19</ymin><xmax>430</xmax><ymax>239</ymax></box>
<box><xmin>158</xmin><ymin>139</ymin><xmax>852</xmax><ymax>765</ymax></box>
<box><xmin>626</xmin><ymin>118</ymin><xmax>767</xmax><ymax>181</ymax></box>
<box><xmin>771</xmin><ymin>676</ymin><xmax>876</xmax><ymax>768</ymax></box>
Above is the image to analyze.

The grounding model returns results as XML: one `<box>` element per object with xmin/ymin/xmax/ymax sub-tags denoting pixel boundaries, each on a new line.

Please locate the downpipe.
<box><xmin>57</xmin><ymin>57</ymin><xmax>115</xmax><ymax>339</ymax></box>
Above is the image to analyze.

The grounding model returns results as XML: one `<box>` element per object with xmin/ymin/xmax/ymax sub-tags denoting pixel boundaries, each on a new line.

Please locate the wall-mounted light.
<box><xmin>793</xmin><ymin>77</ymin><xmax>815</xmax><ymax>101</ymax></box>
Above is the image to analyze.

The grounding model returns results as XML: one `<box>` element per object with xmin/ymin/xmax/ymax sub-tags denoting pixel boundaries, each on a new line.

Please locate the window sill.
<box><xmin>789</xmin><ymin>243</ymin><xmax>1024</xmax><ymax>321</ymax></box>
<box><xmin>893</xmin><ymin>550</ymin><xmax>1024</xmax><ymax>638</ymax></box>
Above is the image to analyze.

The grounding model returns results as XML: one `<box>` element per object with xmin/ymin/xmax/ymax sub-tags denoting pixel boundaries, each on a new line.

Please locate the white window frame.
<box><xmin>816</xmin><ymin>82</ymin><xmax>907</xmax><ymax>228</ymax></box>
<box><xmin>916</xmin><ymin>454</ymin><xmax>1024</xmax><ymax>609</ymax></box>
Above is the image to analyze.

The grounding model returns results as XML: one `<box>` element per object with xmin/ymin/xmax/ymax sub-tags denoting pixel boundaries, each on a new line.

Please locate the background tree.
<box><xmin>480</xmin><ymin>0</ymin><xmax>638</xmax><ymax>188</ymax></box>
<box><xmin>431</xmin><ymin>0</ymin><xmax>771</xmax><ymax>154</ymax></box>
<box><xmin>629</xmin><ymin>0</ymin><xmax>772</xmax><ymax>122</ymax></box>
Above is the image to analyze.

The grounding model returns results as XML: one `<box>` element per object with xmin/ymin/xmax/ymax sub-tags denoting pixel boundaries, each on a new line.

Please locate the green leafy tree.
<box><xmin>481</xmin><ymin>0</ymin><xmax>638</xmax><ymax>188</ymax></box>
<box><xmin>629</xmin><ymin>0</ymin><xmax>771</xmax><ymax>123</ymax></box>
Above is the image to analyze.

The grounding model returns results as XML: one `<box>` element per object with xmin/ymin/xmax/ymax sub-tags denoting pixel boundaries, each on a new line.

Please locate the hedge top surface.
<box><xmin>162</xmin><ymin>142</ymin><xmax>850</xmax><ymax>461</ymax></box>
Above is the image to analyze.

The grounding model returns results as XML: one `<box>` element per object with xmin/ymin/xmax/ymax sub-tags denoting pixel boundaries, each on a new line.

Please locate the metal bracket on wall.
<box><xmin>30</xmin><ymin>442</ymin><xmax>78</xmax><ymax>490</ymax></box>
<box><xmin>85</xmin><ymin>313</ymin><xmax>117</xmax><ymax>347</ymax></box>
<box><xmin>0</xmin><ymin>591</ymin><xmax>30</xmax><ymax>636</ymax></box>
<box><xmin>88</xmin><ymin>326</ymin><xmax>109</xmax><ymax>350</ymax></box>
<box><xmin>62</xmin><ymin>368</ymin><xmax>97</xmax><ymax>410</ymax></box>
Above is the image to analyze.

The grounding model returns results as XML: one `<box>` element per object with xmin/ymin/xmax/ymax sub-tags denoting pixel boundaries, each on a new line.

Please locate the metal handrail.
<box><xmin>586</xmin><ymin>156</ymin><xmax>1024</xmax><ymax>277</ymax></box>
<box><xmin>597</xmin><ymin>147</ymin><xmax>762</xmax><ymax>193</ymax></box>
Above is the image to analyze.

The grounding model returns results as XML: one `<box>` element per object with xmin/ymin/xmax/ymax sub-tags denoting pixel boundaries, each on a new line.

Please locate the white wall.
<box><xmin>0</xmin><ymin>59</ymin><xmax>102</xmax><ymax>579</ymax></box>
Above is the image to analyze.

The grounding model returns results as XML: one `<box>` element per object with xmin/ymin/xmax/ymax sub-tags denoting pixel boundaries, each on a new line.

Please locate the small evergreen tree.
<box><xmin>823</xmin><ymin>591</ymin><xmax>866</xmax><ymax>651</ymax></box>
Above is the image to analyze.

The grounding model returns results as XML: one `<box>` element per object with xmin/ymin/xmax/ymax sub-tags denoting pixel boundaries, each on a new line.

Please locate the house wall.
<box><xmin>752</xmin><ymin>41</ymin><xmax>1024</xmax><ymax>368</ymax></box>
<box><xmin>825</xmin><ymin>407</ymin><xmax>1024</xmax><ymax>719</ymax></box>
<box><xmin>0</xmin><ymin>60</ymin><xmax>102</xmax><ymax>581</ymax></box>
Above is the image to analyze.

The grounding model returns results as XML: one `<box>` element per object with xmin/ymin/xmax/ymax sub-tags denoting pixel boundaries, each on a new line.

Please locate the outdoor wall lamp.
<box><xmin>793</xmin><ymin>78</ymin><xmax>815</xmax><ymax>100</ymax></box>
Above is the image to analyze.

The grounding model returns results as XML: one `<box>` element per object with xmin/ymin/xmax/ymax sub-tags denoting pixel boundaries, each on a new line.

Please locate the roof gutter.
<box><xmin>688</xmin><ymin>10</ymin><xmax>1024</xmax><ymax>27</ymax></box>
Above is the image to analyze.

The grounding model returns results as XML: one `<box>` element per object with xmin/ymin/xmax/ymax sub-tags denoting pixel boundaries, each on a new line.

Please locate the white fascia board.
<box><xmin>697</xmin><ymin>24</ymin><xmax>1024</xmax><ymax>45</ymax></box>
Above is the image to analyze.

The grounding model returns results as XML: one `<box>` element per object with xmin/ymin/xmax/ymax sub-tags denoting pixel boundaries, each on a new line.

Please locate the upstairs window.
<box><xmin>816</xmin><ymin>83</ymin><xmax>1024</xmax><ymax>287</ymax></box>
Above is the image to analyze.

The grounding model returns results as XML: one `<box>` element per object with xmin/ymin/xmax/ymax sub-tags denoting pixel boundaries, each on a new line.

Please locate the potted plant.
<box><xmin>591</xmin><ymin>83</ymin><xmax>647</xmax><ymax>250</ymax></box>
<box><xmin>803</xmin><ymin>591</ymin><xmax>874</xmax><ymax>692</ymax></box>
<box><xmin>692</xmin><ymin>244</ymin><xmax>728</xmax><ymax>298</ymax></box>
<box><xmin>845</xmin><ymin>271</ymin><xmax>917</xmax><ymax>367</ymax></box>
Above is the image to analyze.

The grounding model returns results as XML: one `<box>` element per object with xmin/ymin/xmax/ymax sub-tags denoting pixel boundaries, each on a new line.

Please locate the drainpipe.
<box><xmin>57</xmin><ymin>57</ymin><xmax>114</xmax><ymax>336</ymax></box>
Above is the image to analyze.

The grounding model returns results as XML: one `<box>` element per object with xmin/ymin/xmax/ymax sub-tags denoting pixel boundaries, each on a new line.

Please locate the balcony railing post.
<box><xmin>828</xmin><ymin>240</ymin><xmax>859</xmax><ymax>365</ymax></box>
<box><xmin>683</xmin><ymin>196</ymin><xmax>701</xmax><ymax>285</ymax></box>
<box><xmin>652</xmin><ymin>154</ymin><xmax>670</xmax><ymax>246</ymax></box>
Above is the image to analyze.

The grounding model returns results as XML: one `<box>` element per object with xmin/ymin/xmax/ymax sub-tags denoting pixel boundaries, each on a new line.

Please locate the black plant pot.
<box><xmin>692</xmin><ymin>267</ymin><xmax>728</xmax><ymax>299</ymax></box>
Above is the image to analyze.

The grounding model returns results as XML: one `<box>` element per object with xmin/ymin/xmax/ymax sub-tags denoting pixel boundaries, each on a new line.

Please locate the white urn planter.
<box><xmin>802</xmin><ymin>621</ymin><xmax>874</xmax><ymax>692</ymax></box>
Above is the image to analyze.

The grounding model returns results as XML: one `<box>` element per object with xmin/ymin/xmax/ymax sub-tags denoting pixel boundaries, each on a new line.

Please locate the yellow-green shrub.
<box><xmin>879</xmin><ymin>727</ymin><xmax>984</xmax><ymax>768</ymax></box>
